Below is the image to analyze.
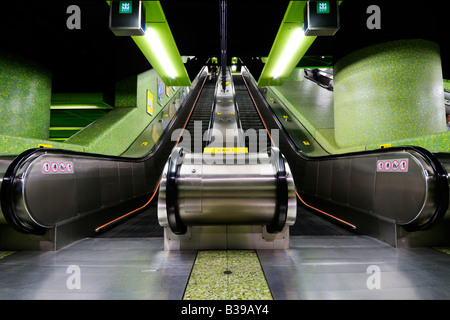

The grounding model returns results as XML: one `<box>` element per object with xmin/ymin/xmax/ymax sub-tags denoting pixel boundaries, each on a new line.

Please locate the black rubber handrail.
<box><xmin>204</xmin><ymin>69</ymin><xmax>221</xmax><ymax>147</ymax></box>
<box><xmin>0</xmin><ymin>148</ymin><xmax>47</xmax><ymax>234</ymax></box>
<box><xmin>266</xmin><ymin>149</ymin><xmax>289</xmax><ymax>234</ymax></box>
<box><xmin>165</xmin><ymin>148</ymin><xmax>187</xmax><ymax>235</ymax></box>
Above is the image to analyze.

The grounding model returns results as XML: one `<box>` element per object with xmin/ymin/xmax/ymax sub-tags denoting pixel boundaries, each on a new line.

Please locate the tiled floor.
<box><xmin>258</xmin><ymin>236</ymin><xmax>450</xmax><ymax>300</ymax></box>
<box><xmin>1</xmin><ymin>232</ymin><xmax>449</xmax><ymax>300</ymax></box>
<box><xmin>0</xmin><ymin>238</ymin><xmax>196</xmax><ymax>299</ymax></box>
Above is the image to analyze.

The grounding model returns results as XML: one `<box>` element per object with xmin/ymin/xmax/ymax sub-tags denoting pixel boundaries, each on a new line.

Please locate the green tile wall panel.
<box><xmin>66</xmin><ymin>68</ymin><xmax>180</xmax><ymax>156</ymax></box>
<box><xmin>367</xmin><ymin>131</ymin><xmax>450</xmax><ymax>152</ymax></box>
<box><xmin>334</xmin><ymin>39</ymin><xmax>446</xmax><ymax>148</ymax></box>
<box><xmin>0</xmin><ymin>134</ymin><xmax>86</xmax><ymax>156</ymax></box>
<box><xmin>0</xmin><ymin>67</ymin><xmax>182</xmax><ymax>156</ymax></box>
<box><xmin>267</xmin><ymin>68</ymin><xmax>449</xmax><ymax>155</ymax></box>
<box><xmin>0</xmin><ymin>51</ymin><xmax>51</xmax><ymax>140</ymax></box>
<box><xmin>64</xmin><ymin>107</ymin><xmax>135</xmax><ymax>153</ymax></box>
<box><xmin>114</xmin><ymin>75</ymin><xmax>138</xmax><ymax>108</ymax></box>
<box><xmin>444</xmin><ymin>79</ymin><xmax>450</xmax><ymax>92</ymax></box>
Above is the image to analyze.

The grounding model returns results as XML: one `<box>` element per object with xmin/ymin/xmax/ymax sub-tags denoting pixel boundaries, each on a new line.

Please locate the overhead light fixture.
<box><xmin>271</xmin><ymin>27</ymin><xmax>305</xmax><ymax>79</ymax></box>
<box><xmin>144</xmin><ymin>27</ymin><xmax>177</xmax><ymax>79</ymax></box>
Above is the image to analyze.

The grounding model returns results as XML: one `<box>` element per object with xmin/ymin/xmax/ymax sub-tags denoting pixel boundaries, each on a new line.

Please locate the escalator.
<box><xmin>155</xmin><ymin>67</ymin><xmax>449</xmax><ymax>248</ymax></box>
<box><xmin>234</xmin><ymin>76</ymin><xmax>272</xmax><ymax>153</ymax></box>
<box><xmin>233</xmin><ymin>74</ymin><xmax>350</xmax><ymax>236</ymax></box>
<box><xmin>100</xmin><ymin>71</ymin><xmax>348</xmax><ymax>239</ymax></box>
<box><xmin>0</xmin><ymin>68</ymin><xmax>211</xmax><ymax>242</ymax></box>
<box><xmin>0</xmin><ymin>66</ymin><xmax>449</xmax><ymax>249</ymax></box>
<box><xmin>239</xmin><ymin>67</ymin><xmax>449</xmax><ymax>245</ymax></box>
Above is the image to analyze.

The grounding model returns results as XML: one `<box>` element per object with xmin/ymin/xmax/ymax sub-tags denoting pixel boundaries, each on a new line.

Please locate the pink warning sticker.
<box><xmin>42</xmin><ymin>160</ymin><xmax>74</xmax><ymax>174</ymax></box>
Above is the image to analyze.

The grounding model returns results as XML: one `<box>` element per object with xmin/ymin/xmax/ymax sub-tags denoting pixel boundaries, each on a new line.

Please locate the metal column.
<box><xmin>219</xmin><ymin>0</ymin><xmax>227</xmax><ymax>91</ymax></box>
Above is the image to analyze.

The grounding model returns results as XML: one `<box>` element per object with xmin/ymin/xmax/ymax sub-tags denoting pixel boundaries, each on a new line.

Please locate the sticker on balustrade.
<box><xmin>42</xmin><ymin>161</ymin><xmax>74</xmax><ymax>174</ymax></box>
<box><xmin>377</xmin><ymin>159</ymin><xmax>408</xmax><ymax>173</ymax></box>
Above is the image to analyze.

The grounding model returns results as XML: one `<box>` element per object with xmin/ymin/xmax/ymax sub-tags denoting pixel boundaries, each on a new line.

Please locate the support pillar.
<box><xmin>333</xmin><ymin>39</ymin><xmax>446</xmax><ymax>148</ymax></box>
<box><xmin>0</xmin><ymin>52</ymin><xmax>52</xmax><ymax>140</ymax></box>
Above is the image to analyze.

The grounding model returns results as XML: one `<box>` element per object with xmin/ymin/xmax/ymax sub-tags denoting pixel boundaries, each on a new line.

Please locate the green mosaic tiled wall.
<box><xmin>0</xmin><ymin>63</ymin><xmax>180</xmax><ymax>156</ymax></box>
<box><xmin>334</xmin><ymin>39</ymin><xmax>446</xmax><ymax>148</ymax></box>
<box><xmin>366</xmin><ymin>130</ymin><xmax>450</xmax><ymax>152</ymax></box>
<box><xmin>444</xmin><ymin>79</ymin><xmax>450</xmax><ymax>92</ymax></box>
<box><xmin>114</xmin><ymin>75</ymin><xmax>137</xmax><ymax>108</ymax></box>
<box><xmin>66</xmin><ymin>69</ymin><xmax>179</xmax><ymax>156</ymax></box>
<box><xmin>0</xmin><ymin>51</ymin><xmax>52</xmax><ymax>140</ymax></box>
<box><xmin>0</xmin><ymin>134</ymin><xmax>86</xmax><ymax>155</ymax></box>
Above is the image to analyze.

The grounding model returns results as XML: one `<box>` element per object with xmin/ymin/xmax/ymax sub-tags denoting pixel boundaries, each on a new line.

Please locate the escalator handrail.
<box><xmin>0</xmin><ymin>148</ymin><xmax>47</xmax><ymax>234</ymax></box>
<box><xmin>165</xmin><ymin>148</ymin><xmax>187</xmax><ymax>235</ymax></box>
<box><xmin>266</xmin><ymin>147</ymin><xmax>289</xmax><ymax>234</ymax></box>
<box><xmin>204</xmin><ymin>69</ymin><xmax>222</xmax><ymax>147</ymax></box>
<box><xmin>230</xmin><ymin>72</ymin><xmax>248</xmax><ymax>150</ymax></box>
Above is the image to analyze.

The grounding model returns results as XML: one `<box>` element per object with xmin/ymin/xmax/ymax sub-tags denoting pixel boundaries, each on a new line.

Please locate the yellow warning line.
<box><xmin>38</xmin><ymin>144</ymin><xmax>53</xmax><ymax>148</ymax></box>
<box><xmin>203</xmin><ymin>147</ymin><xmax>248</xmax><ymax>154</ymax></box>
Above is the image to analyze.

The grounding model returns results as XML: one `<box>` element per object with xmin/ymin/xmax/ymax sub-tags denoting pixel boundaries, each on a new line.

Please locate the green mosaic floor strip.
<box><xmin>0</xmin><ymin>251</ymin><xmax>14</xmax><ymax>259</ymax></box>
<box><xmin>435</xmin><ymin>247</ymin><xmax>450</xmax><ymax>255</ymax></box>
<box><xmin>183</xmin><ymin>250</ymin><xmax>273</xmax><ymax>300</ymax></box>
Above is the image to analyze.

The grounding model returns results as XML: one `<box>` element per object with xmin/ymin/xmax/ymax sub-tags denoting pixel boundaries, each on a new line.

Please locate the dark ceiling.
<box><xmin>161</xmin><ymin>0</ymin><xmax>289</xmax><ymax>58</ymax></box>
<box><xmin>0</xmin><ymin>0</ymin><xmax>449</xmax><ymax>95</ymax></box>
